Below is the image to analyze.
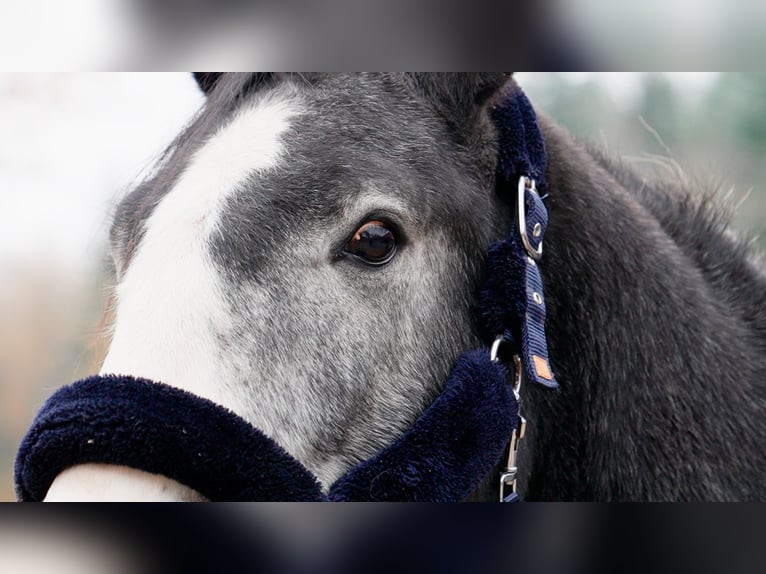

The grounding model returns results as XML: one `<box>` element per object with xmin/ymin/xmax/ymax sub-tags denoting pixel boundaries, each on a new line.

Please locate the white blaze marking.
<box><xmin>100</xmin><ymin>92</ymin><xmax>301</xmax><ymax>412</ymax></box>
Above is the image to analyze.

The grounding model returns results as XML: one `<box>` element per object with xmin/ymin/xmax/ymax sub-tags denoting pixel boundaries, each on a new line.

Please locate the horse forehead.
<box><xmin>112</xmin><ymin>89</ymin><xmax>305</xmax><ymax>271</ymax></box>
<box><xmin>114</xmin><ymin>78</ymin><xmax>457</xmax><ymax>274</ymax></box>
<box><xmin>205</xmin><ymin>86</ymin><xmax>442</xmax><ymax>223</ymax></box>
<box><xmin>167</xmin><ymin>94</ymin><xmax>302</xmax><ymax>224</ymax></box>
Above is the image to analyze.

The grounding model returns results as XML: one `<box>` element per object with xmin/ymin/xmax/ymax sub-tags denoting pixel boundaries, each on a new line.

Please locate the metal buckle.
<box><xmin>518</xmin><ymin>176</ymin><xmax>543</xmax><ymax>261</ymax></box>
<box><xmin>490</xmin><ymin>336</ymin><xmax>505</xmax><ymax>364</ymax></box>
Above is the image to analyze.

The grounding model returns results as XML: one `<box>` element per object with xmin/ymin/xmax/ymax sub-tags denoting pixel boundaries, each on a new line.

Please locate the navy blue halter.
<box><xmin>480</xmin><ymin>83</ymin><xmax>558</xmax><ymax>502</ymax></box>
<box><xmin>14</xmin><ymin>83</ymin><xmax>557</xmax><ymax>502</ymax></box>
<box><xmin>485</xmin><ymin>82</ymin><xmax>558</xmax><ymax>391</ymax></box>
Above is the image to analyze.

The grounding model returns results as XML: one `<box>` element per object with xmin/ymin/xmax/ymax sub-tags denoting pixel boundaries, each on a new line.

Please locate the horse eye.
<box><xmin>345</xmin><ymin>220</ymin><xmax>397</xmax><ymax>265</ymax></box>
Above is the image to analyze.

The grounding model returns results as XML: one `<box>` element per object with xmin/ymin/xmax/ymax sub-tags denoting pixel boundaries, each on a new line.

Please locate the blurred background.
<box><xmin>1</xmin><ymin>73</ymin><xmax>766</xmax><ymax>501</ymax></box>
<box><xmin>2</xmin><ymin>1</ymin><xmax>765</xmax><ymax>70</ymax></box>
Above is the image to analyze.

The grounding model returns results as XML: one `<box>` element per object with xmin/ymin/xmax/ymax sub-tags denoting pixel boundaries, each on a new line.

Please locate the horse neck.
<box><xmin>509</xmin><ymin>119</ymin><xmax>766</xmax><ymax>501</ymax></box>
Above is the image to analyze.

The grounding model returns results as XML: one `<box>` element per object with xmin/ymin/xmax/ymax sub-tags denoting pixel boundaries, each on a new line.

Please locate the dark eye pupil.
<box><xmin>347</xmin><ymin>221</ymin><xmax>396</xmax><ymax>264</ymax></box>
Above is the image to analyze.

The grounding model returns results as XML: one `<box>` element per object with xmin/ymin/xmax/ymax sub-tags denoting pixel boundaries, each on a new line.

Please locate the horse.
<box><xmin>41</xmin><ymin>73</ymin><xmax>766</xmax><ymax>501</ymax></box>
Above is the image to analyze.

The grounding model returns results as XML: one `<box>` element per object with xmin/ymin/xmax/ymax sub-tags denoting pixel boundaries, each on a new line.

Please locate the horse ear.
<box><xmin>193</xmin><ymin>73</ymin><xmax>224</xmax><ymax>96</ymax></box>
<box><xmin>404</xmin><ymin>73</ymin><xmax>514</xmax><ymax>134</ymax></box>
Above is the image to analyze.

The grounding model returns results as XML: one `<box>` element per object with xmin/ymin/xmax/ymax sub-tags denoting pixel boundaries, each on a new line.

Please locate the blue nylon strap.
<box><xmin>483</xmin><ymin>83</ymin><xmax>559</xmax><ymax>390</ymax></box>
<box><xmin>503</xmin><ymin>492</ymin><xmax>520</xmax><ymax>503</ymax></box>
<box><xmin>518</xmin><ymin>187</ymin><xmax>559</xmax><ymax>389</ymax></box>
<box><xmin>480</xmin><ymin>188</ymin><xmax>559</xmax><ymax>390</ymax></box>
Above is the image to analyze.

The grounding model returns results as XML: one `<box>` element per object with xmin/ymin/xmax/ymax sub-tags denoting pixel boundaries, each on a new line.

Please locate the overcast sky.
<box><xmin>0</xmin><ymin>73</ymin><xmax>203</xmax><ymax>276</ymax></box>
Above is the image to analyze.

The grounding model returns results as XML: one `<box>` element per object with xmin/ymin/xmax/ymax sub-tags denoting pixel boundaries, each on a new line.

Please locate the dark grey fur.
<box><xmin>111</xmin><ymin>73</ymin><xmax>766</xmax><ymax>500</ymax></box>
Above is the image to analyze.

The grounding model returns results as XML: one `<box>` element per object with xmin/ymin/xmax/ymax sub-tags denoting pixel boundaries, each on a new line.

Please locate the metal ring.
<box><xmin>490</xmin><ymin>336</ymin><xmax>504</xmax><ymax>363</ymax></box>
<box><xmin>518</xmin><ymin>177</ymin><xmax>544</xmax><ymax>261</ymax></box>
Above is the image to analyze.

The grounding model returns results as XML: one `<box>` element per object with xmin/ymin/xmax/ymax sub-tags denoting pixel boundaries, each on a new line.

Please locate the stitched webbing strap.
<box><xmin>483</xmin><ymin>84</ymin><xmax>559</xmax><ymax>389</ymax></box>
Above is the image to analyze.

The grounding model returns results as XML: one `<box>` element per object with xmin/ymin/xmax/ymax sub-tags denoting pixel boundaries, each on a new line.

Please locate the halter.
<box><xmin>14</xmin><ymin>82</ymin><xmax>557</xmax><ymax>503</ymax></box>
<box><xmin>483</xmin><ymin>83</ymin><xmax>559</xmax><ymax>501</ymax></box>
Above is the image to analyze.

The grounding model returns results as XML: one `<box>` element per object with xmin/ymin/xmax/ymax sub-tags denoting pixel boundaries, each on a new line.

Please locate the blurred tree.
<box><xmin>638</xmin><ymin>73</ymin><xmax>683</xmax><ymax>150</ymax></box>
<box><xmin>526</xmin><ymin>73</ymin><xmax>766</xmax><ymax>248</ymax></box>
<box><xmin>708</xmin><ymin>73</ymin><xmax>766</xmax><ymax>152</ymax></box>
<box><xmin>533</xmin><ymin>75</ymin><xmax>619</xmax><ymax>142</ymax></box>
<box><xmin>703</xmin><ymin>74</ymin><xmax>766</xmax><ymax>245</ymax></box>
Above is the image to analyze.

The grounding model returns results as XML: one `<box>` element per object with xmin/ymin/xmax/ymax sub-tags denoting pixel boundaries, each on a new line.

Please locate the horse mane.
<box><xmin>589</xmin><ymin>143</ymin><xmax>766</xmax><ymax>336</ymax></box>
<box><xmin>506</xmin><ymin>117</ymin><xmax>766</xmax><ymax>500</ymax></box>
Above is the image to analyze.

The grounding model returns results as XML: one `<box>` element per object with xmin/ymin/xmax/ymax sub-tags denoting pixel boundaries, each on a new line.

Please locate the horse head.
<box><xmin>47</xmin><ymin>73</ymin><xmax>525</xmax><ymax>498</ymax></box>
<box><xmin>39</xmin><ymin>73</ymin><xmax>766</xmax><ymax>502</ymax></box>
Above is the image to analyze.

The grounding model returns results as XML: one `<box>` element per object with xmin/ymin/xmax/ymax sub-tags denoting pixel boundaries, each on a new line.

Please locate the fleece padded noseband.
<box><xmin>15</xmin><ymin>375</ymin><xmax>323</xmax><ymax>502</ymax></box>
<box><xmin>15</xmin><ymin>80</ymin><xmax>556</xmax><ymax>502</ymax></box>
<box><xmin>328</xmin><ymin>351</ymin><xmax>519</xmax><ymax>501</ymax></box>
<box><xmin>15</xmin><ymin>351</ymin><xmax>516</xmax><ymax>502</ymax></box>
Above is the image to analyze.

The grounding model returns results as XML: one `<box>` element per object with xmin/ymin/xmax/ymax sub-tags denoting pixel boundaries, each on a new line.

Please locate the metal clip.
<box><xmin>498</xmin><ymin>352</ymin><xmax>527</xmax><ymax>502</ymax></box>
<box><xmin>518</xmin><ymin>176</ymin><xmax>543</xmax><ymax>261</ymax></box>
<box><xmin>499</xmin><ymin>416</ymin><xmax>527</xmax><ymax>502</ymax></box>
<box><xmin>490</xmin><ymin>338</ymin><xmax>527</xmax><ymax>502</ymax></box>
